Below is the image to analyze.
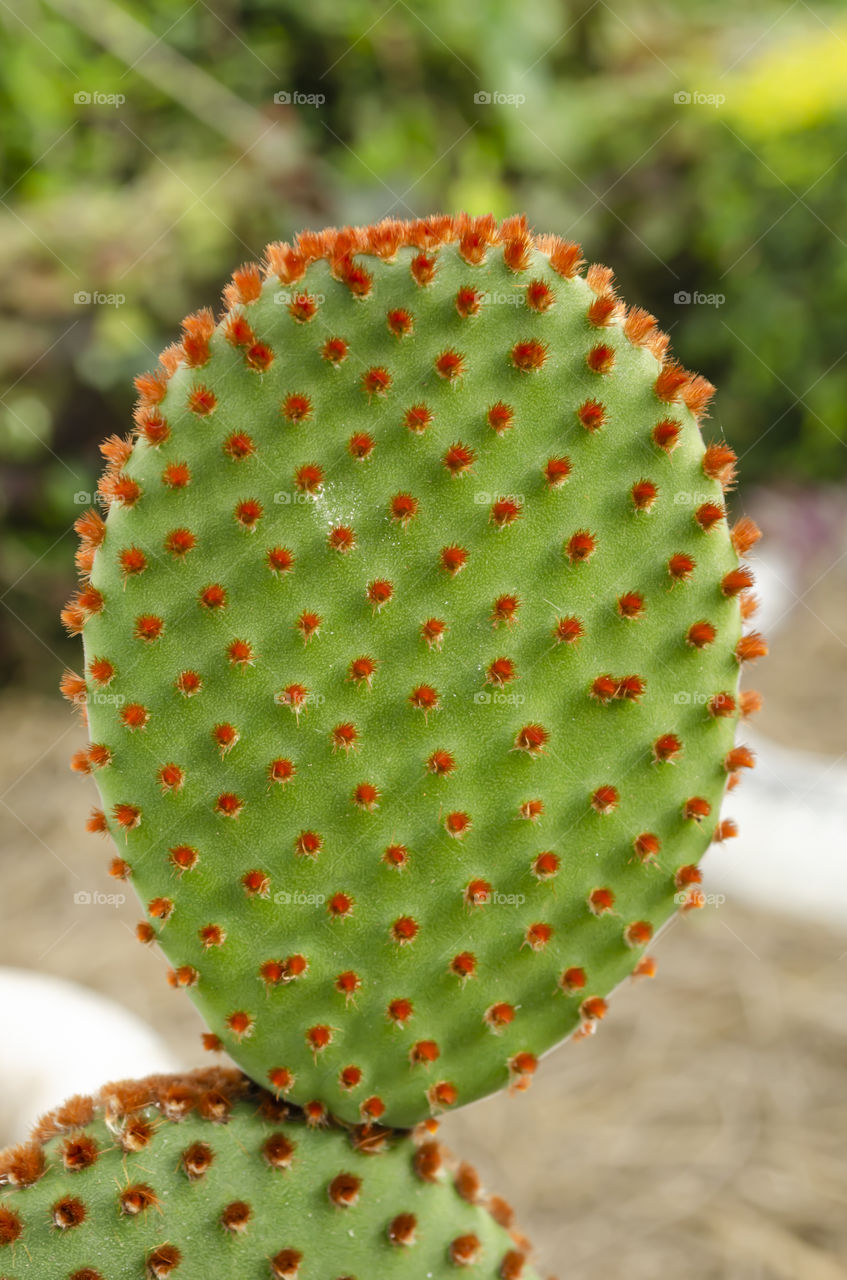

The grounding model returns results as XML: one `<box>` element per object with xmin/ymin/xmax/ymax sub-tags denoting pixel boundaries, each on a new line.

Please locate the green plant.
<box><xmin>60</xmin><ymin>214</ymin><xmax>763</xmax><ymax>1130</ymax></box>
<box><xmin>0</xmin><ymin>1068</ymin><xmax>537</xmax><ymax>1278</ymax></box>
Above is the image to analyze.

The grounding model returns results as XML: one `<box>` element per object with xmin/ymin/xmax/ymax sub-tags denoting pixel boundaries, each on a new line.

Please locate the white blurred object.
<box><xmin>744</xmin><ymin>546</ymin><xmax>797</xmax><ymax>637</ymax></box>
<box><xmin>705</xmin><ymin>730</ymin><xmax>847</xmax><ymax>928</ymax></box>
<box><xmin>0</xmin><ymin>969</ymin><xmax>178</xmax><ymax>1145</ymax></box>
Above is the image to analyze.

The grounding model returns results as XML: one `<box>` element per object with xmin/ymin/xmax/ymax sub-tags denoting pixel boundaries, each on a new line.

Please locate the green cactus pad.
<box><xmin>0</xmin><ymin>1069</ymin><xmax>539</xmax><ymax>1278</ymax></box>
<box><xmin>63</xmin><ymin>215</ymin><xmax>762</xmax><ymax>1126</ymax></box>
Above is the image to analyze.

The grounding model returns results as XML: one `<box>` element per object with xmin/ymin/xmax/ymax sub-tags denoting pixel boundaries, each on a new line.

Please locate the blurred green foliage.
<box><xmin>1</xmin><ymin>0</ymin><xmax>845</xmax><ymax>688</ymax></box>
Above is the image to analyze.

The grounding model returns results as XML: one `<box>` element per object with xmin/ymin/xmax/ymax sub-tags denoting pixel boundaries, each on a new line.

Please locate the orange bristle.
<box><xmin>587</xmin><ymin>293</ymin><xmax>619</xmax><ymax>327</ymax></box>
<box><xmin>512</xmin><ymin>339</ymin><xmax>548</xmax><ymax>371</ymax></box>
<box><xmin>134</xmin><ymin>369</ymin><xmax>168</xmax><ymax>407</ymax></box>
<box><xmin>577</xmin><ymin>398</ymin><xmax>606</xmax><ymax>432</ymax></box>
<box><xmin>617</xmin><ymin>591</ymin><xmax>645</xmax><ymax>620</ymax></box>
<box><xmin>387</xmin><ymin>307</ymin><xmax>414</xmax><ymax>337</ymax></box>
<box><xmin>98</xmin><ymin>472</ymin><xmax>141</xmax><ymax>507</ymax></box>
<box><xmin>435</xmin><ymin>348</ymin><xmax>465</xmax><ymax>380</ymax></box>
<box><xmin>731</xmin><ymin>516</ymin><xmax>762</xmax><ymax>555</ymax></box>
<box><xmin>681</xmin><ymin>374</ymin><xmax>715</xmax><ymax>418</ymax></box>
<box><xmin>695</xmin><ymin>501</ymin><xmax>725</xmax><ymax>531</ymax></box>
<box><xmin>222</xmin><ymin>312</ymin><xmax>255</xmax><ymax>348</ymax></box>
<box><xmin>590</xmin><ymin>786</ymin><xmax>619</xmax><ymax>815</ymax></box>
<box><xmin>586</xmin><ymin>343</ymin><xmax>615</xmax><ymax>374</ymax></box>
<box><xmin>653</xmin><ymin>733</ymin><xmax>682</xmax><ymax>763</ymax></box>
<box><xmin>553</xmin><ymin>615</ymin><xmax>584</xmax><ymax>644</ymax></box>
<box><xmin>162</xmin><ymin>529</ymin><xmax>195</xmax><ymax>561</ymax></box>
<box><xmin>566</xmin><ymin>530</ymin><xmax>597</xmax><ymax>563</ymax></box>
<box><xmin>652</xmin><ymin>418</ymin><xmax>681</xmax><ymax>453</ymax></box>
<box><xmin>540</xmin><ymin>236</ymin><xmax>584</xmax><ymax>279</ymax></box>
<box><xmin>180</xmin><ymin>309</ymin><xmax>215</xmax><ymax>367</ymax></box>
<box><xmin>440</xmin><ymin>544</ymin><xmax>468</xmax><ymax>575</ymax></box>
<box><xmin>288</xmin><ymin>293</ymin><xmax>319</xmax><ymax>323</ymax></box>
<box><xmin>631</xmin><ymin>479</ymin><xmax>658</xmax><ymax>511</ymax></box>
<box><xmin>187</xmin><ymin>385</ymin><xmax>217</xmax><ymax>417</ymax></box>
<box><xmin>60</xmin><ymin>669</ymin><xmax>87</xmax><ymax>705</ymax></box>
<box><xmin>725</xmin><ymin>745</ymin><xmax>755</xmax><ymax>772</ymax></box>
<box><xmin>687</xmin><ymin>620</ymin><xmax>717</xmax><ymax>649</ymax></box>
<box><xmin>703</xmin><ymin>442</ymin><xmax>737</xmax><ymax>487</ymax></box>
<box><xmin>490</xmin><ymin>497</ymin><xmax>522</xmax><ymax>527</ymax></box>
<box><xmin>487</xmin><ymin>401</ymin><xmax>515</xmax><ymax>433</ymax></box>
<box><xmin>655</xmin><ymin>361</ymin><xmax>689</xmax><ymax>402</ymax></box>
<box><xmin>668</xmin><ymin>552</ymin><xmax>696</xmax><ymax>581</ymax></box>
<box><xmin>623</xmin><ymin>306</ymin><xmax>658</xmax><ymax>346</ymax></box>
<box><xmin>739</xmin><ymin>689</ymin><xmax>763</xmax><ymax>717</ymax></box>
<box><xmin>525</xmin><ymin>279</ymin><xmax>555</xmax><ymax>311</ymax></box>
<box><xmin>722</xmin><ymin>566</ymin><xmax>755</xmax><ymax>597</ymax></box>
<box><xmin>736</xmin><ymin>632</ymin><xmax>768</xmax><ymax>662</ymax></box>
<box><xmin>265</xmin><ymin>242</ymin><xmax>306</xmax><ymax>284</ymax></box>
<box><xmin>162</xmin><ymin>461</ymin><xmax>191</xmax><ymax>489</ymax></box>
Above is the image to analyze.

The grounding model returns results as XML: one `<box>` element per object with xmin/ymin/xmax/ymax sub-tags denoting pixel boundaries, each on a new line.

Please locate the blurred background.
<box><xmin>1</xmin><ymin>2</ymin><xmax>846</xmax><ymax>1276</ymax></box>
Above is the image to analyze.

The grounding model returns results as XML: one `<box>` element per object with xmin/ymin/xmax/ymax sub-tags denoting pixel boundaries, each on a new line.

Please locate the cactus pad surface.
<box><xmin>0</xmin><ymin>1069</ymin><xmax>538</xmax><ymax>1277</ymax></box>
<box><xmin>63</xmin><ymin>215</ymin><xmax>762</xmax><ymax>1125</ymax></box>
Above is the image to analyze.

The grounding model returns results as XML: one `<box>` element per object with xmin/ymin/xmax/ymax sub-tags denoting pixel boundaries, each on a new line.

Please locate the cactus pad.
<box><xmin>0</xmin><ymin>1069</ymin><xmax>539</xmax><ymax>1277</ymax></box>
<box><xmin>63</xmin><ymin>215</ymin><xmax>763</xmax><ymax>1126</ymax></box>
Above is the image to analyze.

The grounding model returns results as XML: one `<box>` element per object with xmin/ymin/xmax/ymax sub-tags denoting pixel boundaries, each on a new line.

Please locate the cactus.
<box><xmin>0</xmin><ymin>1068</ymin><xmax>538</xmax><ymax>1278</ymax></box>
<box><xmin>61</xmin><ymin>214</ymin><xmax>763</xmax><ymax>1128</ymax></box>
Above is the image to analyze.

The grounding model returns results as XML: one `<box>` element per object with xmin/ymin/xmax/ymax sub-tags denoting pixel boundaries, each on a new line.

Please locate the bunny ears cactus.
<box><xmin>0</xmin><ymin>1069</ymin><xmax>539</xmax><ymax>1277</ymax></box>
<box><xmin>62</xmin><ymin>214</ymin><xmax>764</xmax><ymax>1127</ymax></box>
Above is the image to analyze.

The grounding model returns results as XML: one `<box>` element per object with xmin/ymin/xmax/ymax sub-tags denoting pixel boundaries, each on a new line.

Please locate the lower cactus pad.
<box><xmin>0</xmin><ymin>1069</ymin><xmax>540</xmax><ymax>1278</ymax></box>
